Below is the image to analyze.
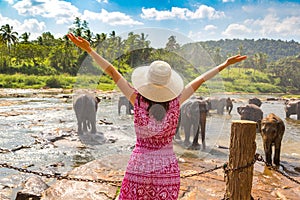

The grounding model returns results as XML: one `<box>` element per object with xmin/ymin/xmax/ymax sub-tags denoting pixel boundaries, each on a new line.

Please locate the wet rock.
<box><xmin>0</xmin><ymin>194</ymin><xmax>10</xmax><ymax>200</ymax></box>
<box><xmin>16</xmin><ymin>176</ymin><xmax>49</xmax><ymax>200</ymax></box>
<box><xmin>41</xmin><ymin>155</ymin><xmax>127</xmax><ymax>200</ymax></box>
<box><xmin>0</xmin><ymin>183</ymin><xmax>11</xmax><ymax>200</ymax></box>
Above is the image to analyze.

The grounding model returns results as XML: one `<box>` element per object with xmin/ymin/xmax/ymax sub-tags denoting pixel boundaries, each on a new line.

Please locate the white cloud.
<box><xmin>204</xmin><ymin>25</ymin><xmax>217</xmax><ymax>31</ymax></box>
<box><xmin>222</xmin><ymin>23</ymin><xmax>251</xmax><ymax>38</ymax></box>
<box><xmin>187</xmin><ymin>5</ymin><xmax>225</xmax><ymax>20</ymax></box>
<box><xmin>250</xmin><ymin>14</ymin><xmax>300</xmax><ymax>37</ymax></box>
<box><xmin>4</xmin><ymin>0</ymin><xmax>15</xmax><ymax>4</ymax></box>
<box><xmin>0</xmin><ymin>14</ymin><xmax>46</xmax><ymax>40</ymax></box>
<box><xmin>141</xmin><ymin>5</ymin><xmax>225</xmax><ymax>20</ymax></box>
<box><xmin>83</xmin><ymin>9</ymin><xmax>143</xmax><ymax>26</ymax></box>
<box><xmin>222</xmin><ymin>0</ymin><xmax>234</xmax><ymax>2</ymax></box>
<box><xmin>95</xmin><ymin>0</ymin><xmax>108</xmax><ymax>3</ymax></box>
<box><xmin>12</xmin><ymin>0</ymin><xmax>80</xmax><ymax>24</ymax></box>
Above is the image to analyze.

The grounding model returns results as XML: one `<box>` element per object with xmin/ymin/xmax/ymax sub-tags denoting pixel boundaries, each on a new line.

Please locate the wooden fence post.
<box><xmin>225</xmin><ymin>120</ymin><xmax>257</xmax><ymax>200</ymax></box>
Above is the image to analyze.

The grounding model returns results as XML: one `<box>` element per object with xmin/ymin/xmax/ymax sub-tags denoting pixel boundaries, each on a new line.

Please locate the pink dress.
<box><xmin>119</xmin><ymin>93</ymin><xmax>181</xmax><ymax>200</ymax></box>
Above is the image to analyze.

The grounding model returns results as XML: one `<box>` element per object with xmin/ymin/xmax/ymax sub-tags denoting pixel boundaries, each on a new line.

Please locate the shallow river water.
<box><xmin>0</xmin><ymin>89</ymin><xmax>299</xmax><ymax>198</ymax></box>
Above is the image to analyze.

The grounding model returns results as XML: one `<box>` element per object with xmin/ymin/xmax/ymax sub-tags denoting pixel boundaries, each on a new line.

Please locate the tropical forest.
<box><xmin>1</xmin><ymin>18</ymin><xmax>299</xmax><ymax>95</ymax></box>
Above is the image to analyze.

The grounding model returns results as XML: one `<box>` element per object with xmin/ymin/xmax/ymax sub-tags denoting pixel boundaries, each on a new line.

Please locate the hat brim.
<box><xmin>132</xmin><ymin>66</ymin><xmax>184</xmax><ymax>102</ymax></box>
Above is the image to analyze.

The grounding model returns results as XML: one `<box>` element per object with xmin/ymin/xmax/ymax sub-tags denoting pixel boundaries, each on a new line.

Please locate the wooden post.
<box><xmin>225</xmin><ymin>120</ymin><xmax>257</xmax><ymax>200</ymax></box>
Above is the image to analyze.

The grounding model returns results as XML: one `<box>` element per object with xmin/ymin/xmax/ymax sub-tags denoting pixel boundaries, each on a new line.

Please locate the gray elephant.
<box><xmin>260</xmin><ymin>113</ymin><xmax>285</xmax><ymax>166</ymax></box>
<box><xmin>226</xmin><ymin>97</ymin><xmax>233</xmax><ymax>114</ymax></box>
<box><xmin>73</xmin><ymin>93</ymin><xmax>100</xmax><ymax>134</ymax></box>
<box><xmin>118</xmin><ymin>96</ymin><xmax>134</xmax><ymax>115</ymax></box>
<box><xmin>175</xmin><ymin>98</ymin><xmax>209</xmax><ymax>150</ymax></box>
<box><xmin>237</xmin><ymin>104</ymin><xmax>263</xmax><ymax>132</ymax></box>
<box><xmin>249</xmin><ymin>97</ymin><xmax>262</xmax><ymax>107</ymax></box>
<box><xmin>206</xmin><ymin>97</ymin><xmax>232</xmax><ymax>115</ymax></box>
<box><xmin>284</xmin><ymin>100</ymin><xmax>300</xmax><ymax>120</ymax></box>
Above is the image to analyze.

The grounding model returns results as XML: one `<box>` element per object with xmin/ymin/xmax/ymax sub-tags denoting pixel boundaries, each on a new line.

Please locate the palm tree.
<box><xmin>0</xmin><ymin>24</ymin><xmax>19</xmax><ymax>53</ymax></box>
<box><xmin>165</xmin><ymin>35</ymin><xmax>180</xmax><ymax>51</ymax></box>
<box><xmin>20</xmin><ymin>32</ymin><xmax>30</xmax><ymax>43</ymax></box>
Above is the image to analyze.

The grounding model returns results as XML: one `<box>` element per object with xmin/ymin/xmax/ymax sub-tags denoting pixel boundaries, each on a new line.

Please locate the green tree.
<box><xmin>165</xmin><ymin>35</ymin><xmax>180</xmax><ymax>51</ymax></box>
<box><xmin>20</xmin><ymin>32</ymin><xmax>30</xmax><ymax>43</ymax></box>
<box><xmin>0</xmin><ymin>24</ymin><xmax>18</xmax><ymax>53</ymax></box>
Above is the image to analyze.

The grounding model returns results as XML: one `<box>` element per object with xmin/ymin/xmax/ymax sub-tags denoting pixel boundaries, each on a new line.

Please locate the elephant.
<box><xmin>73</xmin><ymin>93</ymin><xmax>100</xmax><ymax>134</ymax></box>
<box><xmin>206</xmin><ymin>97</ymin><xmax>233</xmax><ymax>115</ymax></box>
<box><xmin>249</xmin><ymin>97</ymin><xmax>262</xmax><ymax>107</ymax></box>
<box><xmin>118</xmin><ymin>96</ymin><xmax>134</xmax><ymax>115</ymax></box>
<box><xmin>226</xmin><ymin>97</ymin><xmax>233</xmax><ymax>114</ymax></box>
<box><xmin>284</xmin><ymin>99</ymin><xmax>300</xmax><ymax>120</ymax></box>
<box><xmin>237</xmin><ymin>104</ymin><xmax>263</xmax><ymax>132</ymax></box>
<box><xmin>260</xmin><ymin>113</ymin><xmax>285</xmax><ymax>166</ymax></box>
<box><xmin>175</xmin><ymin>98</ymin><xmax>209</xmax><ymax>150</ymax></box>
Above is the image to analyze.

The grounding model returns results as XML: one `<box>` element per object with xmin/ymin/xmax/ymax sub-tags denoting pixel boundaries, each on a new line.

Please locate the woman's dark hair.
<box><xmin>137</xmin><ymin>93</ymin><xmax>170</xmax><ymax>121</ymax></box>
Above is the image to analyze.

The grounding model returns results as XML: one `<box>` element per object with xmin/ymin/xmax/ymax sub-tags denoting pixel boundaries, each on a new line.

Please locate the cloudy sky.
<box><xmin>1</xmin><ymin>0</ymin><xmax>300</xmax><ymax>45</ymax></box>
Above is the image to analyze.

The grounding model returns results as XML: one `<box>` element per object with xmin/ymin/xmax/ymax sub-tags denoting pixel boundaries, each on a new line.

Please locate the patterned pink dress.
<box><xmin>119</xmin><ymin>93</ymin><xmax>181</xmax><ymax>200</ymax></box>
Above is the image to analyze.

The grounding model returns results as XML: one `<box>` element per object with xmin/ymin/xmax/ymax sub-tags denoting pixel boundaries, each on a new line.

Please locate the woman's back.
<box><xmin>118</xmin><ymin>94</ymin><xmax>181</xmax><ymax>200</ymax></box>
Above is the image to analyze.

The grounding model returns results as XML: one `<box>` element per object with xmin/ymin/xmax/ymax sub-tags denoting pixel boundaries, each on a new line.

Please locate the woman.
<box><xmin>67</xmin><ymin>33</ymin><xmax>246</xmax><ymax>199</ymax></box>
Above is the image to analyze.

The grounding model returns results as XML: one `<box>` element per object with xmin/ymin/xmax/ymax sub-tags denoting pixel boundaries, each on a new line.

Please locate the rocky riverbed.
<box><xmin>0</xmin><ymin>88</ymin><xmax>299</xmax><ymax>200</ymax></box>
<box><xmin>6</xmin><ymin>148</ymin><xmax>300</xmax><ymax>200</ymax></box>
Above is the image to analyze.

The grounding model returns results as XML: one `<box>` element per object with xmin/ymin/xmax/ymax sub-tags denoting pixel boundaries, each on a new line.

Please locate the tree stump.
<box><xmin>225</xmin><ymin>120</ymin><xmax>257</xmax><ymax>200</ymax></box>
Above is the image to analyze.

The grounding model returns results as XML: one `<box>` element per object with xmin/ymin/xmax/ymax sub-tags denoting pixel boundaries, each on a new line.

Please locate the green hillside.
<box><xmin>1</xmin><ymin>19</ymin><xmax>299</xmax><ymax>94</ymax></box>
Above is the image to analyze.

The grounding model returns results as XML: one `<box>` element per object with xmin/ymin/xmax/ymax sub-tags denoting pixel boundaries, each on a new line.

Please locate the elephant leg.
<box><xmin>90</xmin><ymin>122</ymin><xmax>97</xmax><ymax>134</ymax></box>
<box><xmin>297</xmin><ymin>103</ymin><xmax>300</xmax><ymax>120</ymax></box>
<box><xmin>190</xmin><ymin>125</ymin><xmax>201</xmax><ymax>150</ymax></box>
<box><xmin>174</xmin><ymin>125</ymin><xmax>182</xmax><ymax>140</ymax></box>
<box><xmin>183</xmin><ymin>124</ymin><xmax>191</xmax><ymax>147</ymax></box>
<box><xmin>200</xmin><ymin>112</ymin><xmax>207</xmax><ymax>150</ymax></box>
<box><xmin>263</xmin><ymin>140</ymin><xmax>272</xmax><ymax>166</ymax></box>
<box><xmin>82</xmin><ymin>120</ymin><xmax>88</xmax><ymax>132</ymax></box>
<box><xmin>125</xmin><ymin>104</ymin><xmax>129</xmax><ymax>114</ymax></box>
<box><xmin>174</xmin><ymin>113</ymin><xmax>182</xmax><ymax>140</ymax></box>
<box><xmin>90</xmin><ymin>115</ymin><xmax>97</xmax><ymax>134</ymax></box>
<box><xmin>75</xmin><ymin>111</ymin><xmax>83</xmax><ymax>134</ymax></box>
<box><xmin>228</xmin><ymin>106</ymin><xmax>233</xmax><ymax>114</ymax></box>
<box><xmin>273</xmin><ymin>139</ymin><xmax>282</xmax><ymax>166</ymax></box>
<box><xmin>77</xmin><ymin>121</ymin><xmax>83</xmax><ymax>134</ymax></box>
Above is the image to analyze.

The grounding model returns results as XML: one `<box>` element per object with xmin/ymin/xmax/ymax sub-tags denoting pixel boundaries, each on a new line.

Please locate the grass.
<box><xmin>219</xmin><ymin>68</ymin><xmax>285</xmax><ymax>94</ymax></box>
<box><xmin>0</xmin><ymin>73</ymin><xmax>117</xmax><ymax>91</ymax></box>
<box><xmin>0</xmin><ymin>68</ymin><xmax>295</xmax><ymax>96</ymax></box>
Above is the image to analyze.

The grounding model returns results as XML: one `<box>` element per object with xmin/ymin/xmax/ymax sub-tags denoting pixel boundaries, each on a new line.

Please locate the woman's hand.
<box><xmin>67</xmin><ymin>33</ymin><xmax>92</xmax><ymax>53</ymax></box>
<box><xmin>226</xmin><ymin>55</ymin><xmax>247</xmax><ymax>66</ymax></box>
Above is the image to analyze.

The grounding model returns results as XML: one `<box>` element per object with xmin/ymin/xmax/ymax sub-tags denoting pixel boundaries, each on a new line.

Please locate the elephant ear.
<box><xmin>95</xmin><ymin>96</ymin><xmax>101</xmax><ymax>104</ymax></box>
<box><xmin>237</xmin><ymin>107</ymin><xmax>244</xmax><ymax>115</ymax></box>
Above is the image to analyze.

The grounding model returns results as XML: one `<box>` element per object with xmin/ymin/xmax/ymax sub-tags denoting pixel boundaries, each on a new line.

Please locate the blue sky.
<box><xmin>0</xmin><ymin>0</ymin><xmax>300</xmax><ymax>46</ymax></box>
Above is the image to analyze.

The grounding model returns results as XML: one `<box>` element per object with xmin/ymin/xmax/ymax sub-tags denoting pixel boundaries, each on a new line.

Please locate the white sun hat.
<box><xmin>131</xmin><ymin>60</ymin><xmax>184</xmax><ymax>102</ymax></box>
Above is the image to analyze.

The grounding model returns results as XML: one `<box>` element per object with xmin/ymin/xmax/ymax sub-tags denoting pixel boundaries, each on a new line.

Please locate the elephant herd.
<box><xmin>72</xmin><ymin>93</ymin><xmax>300</xmax><ymax>167</ymax></box>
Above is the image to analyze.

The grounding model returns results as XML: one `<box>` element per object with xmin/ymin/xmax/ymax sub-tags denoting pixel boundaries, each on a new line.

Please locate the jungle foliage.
<box><xmin>0</xmin><ymin>18</ymin><xmax>299</xmax><ymax>93</ymax></box>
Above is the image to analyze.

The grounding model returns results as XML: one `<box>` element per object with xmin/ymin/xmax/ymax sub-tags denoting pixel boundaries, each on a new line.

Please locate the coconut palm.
<box><xmin>0</xmin><ymin>24</ymin><xmax>18</xmax><ymax>53</ymax></box>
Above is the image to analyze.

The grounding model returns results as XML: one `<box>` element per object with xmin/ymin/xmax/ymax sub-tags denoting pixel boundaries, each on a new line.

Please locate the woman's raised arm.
<box><xmin>179</xmin><ymin>54</ymin><xmax>247</xmax><ymax>104</ymax></box>
<box><xmin>67</xmin><ymin>33</ymin><xmax>136</xmax><ymax>104</ymax></box>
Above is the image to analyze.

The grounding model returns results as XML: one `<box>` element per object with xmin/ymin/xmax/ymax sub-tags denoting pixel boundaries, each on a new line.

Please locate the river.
<box><xmin>0</xmin><ymin>89</ymin><xmax>299</xmax><ymax>198</ymax></box>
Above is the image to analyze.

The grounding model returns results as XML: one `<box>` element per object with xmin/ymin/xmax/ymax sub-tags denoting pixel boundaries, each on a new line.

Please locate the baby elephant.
<box><xmin>73</xmin><ymin>93</ymin><xmax>101</xmax><ymax>134</ymax></box>
<box><xmin>260</xmin><ymin>113</ymin><xmax>285</xmax><ymax>166</ymax></box>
